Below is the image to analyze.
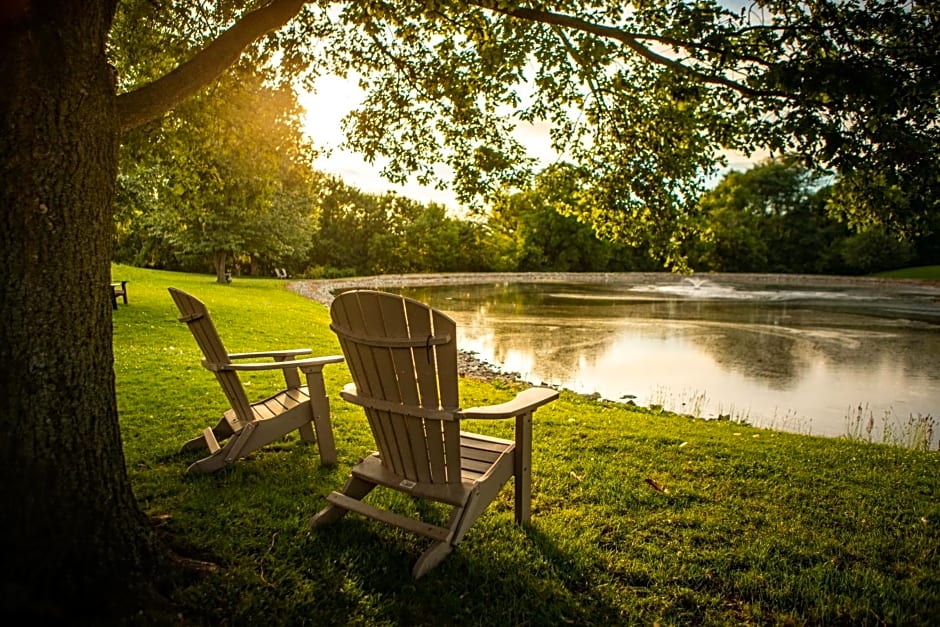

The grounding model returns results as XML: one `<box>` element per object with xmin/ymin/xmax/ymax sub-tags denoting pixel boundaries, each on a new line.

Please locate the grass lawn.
<box><xmin>112</xmin><ymin>264</ymin><xmax>939</xmax><ymax>625</ymax></box>
<box><xmin>874</xmin><ymin>265</ymin><xmax>940</xmax><ymax>280</ymax></box>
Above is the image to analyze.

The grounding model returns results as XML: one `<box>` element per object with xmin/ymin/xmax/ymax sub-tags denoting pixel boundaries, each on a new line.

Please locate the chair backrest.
<box><xmin>330</xmin><ymin>290</ymin><xmax>462</xmax><ymax>485</ymax></box>
<box><xmin>168</xmin><ymin>288</ymin><xmax>253</xmax><ymax>422</ymax></box>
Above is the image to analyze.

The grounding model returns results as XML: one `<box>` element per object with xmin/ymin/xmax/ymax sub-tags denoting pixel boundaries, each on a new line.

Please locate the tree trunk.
<box><xmin>212</xmin><ymin>251</ymin><xmax>230</xmax><ymax>283</ymax></box>
<box><xmin>0</xmin><ymin>2</ymin><xmax>163</xmax><ymax>619</ymax></box>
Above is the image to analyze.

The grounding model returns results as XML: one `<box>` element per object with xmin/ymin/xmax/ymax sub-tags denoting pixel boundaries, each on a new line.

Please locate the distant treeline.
<box><xmin>113</xmin><ymin>157</ymin><xmax>937</xmax><ymax>280</ymax></box>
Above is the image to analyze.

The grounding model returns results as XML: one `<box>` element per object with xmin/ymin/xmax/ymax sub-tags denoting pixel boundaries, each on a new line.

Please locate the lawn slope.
<box><xmin>113</xmin><ymin>265</ymin><xmax>940</xmax><ymax>626</ymax></box>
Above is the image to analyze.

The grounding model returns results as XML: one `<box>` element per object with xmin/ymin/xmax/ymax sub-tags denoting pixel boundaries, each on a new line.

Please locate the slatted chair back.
<box><xmin>168</xmin><ymin>288</ymin><xmax>254</xmax><ymax>423</ymax></box>
<box><xmin>330</xmin><ymin>289</ymin><xmax>462</xmax><ymax>486</ymax></box>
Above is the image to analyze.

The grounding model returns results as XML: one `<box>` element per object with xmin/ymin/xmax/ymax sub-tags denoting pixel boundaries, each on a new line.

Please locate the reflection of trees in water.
<box><xmin>804</xmin><ymin>327</ymin><xmax>940</xmax><ymax>382</ymax></box>
<box><xmin>453</xmin><ymin>294</ymin><xmax>810</xmax><ymax>388</ymax></box>
<box><xmin>465</xmin><ymin>314</ymin><xmax>807</xmax><ymax>389</ymax></box>
<box><xmin>689</xmin><ymin>324</ymin><xmax>804</xmax><ymax>389</ymax></box>
<box><xmin>459</xmin><ymin>311</ymin><xmax>940</xmax><ymax>396</ymax></box>
<box><xmin>403</xmin><ymin>282</ymin><xmax>557</xmax><ymax>312</ymax></box>
<box><xmin>688</xmin><ymin>305</ymin><xmax>940</xmax><ymax>390</ymax></box>
<box><xmin>407</xmin><ymin>282</ymin><xmax>940</xmax><ymax>396</ymax></box>
<box><xmin>456</xmin><ymin>314</ymin><xmax>617</xmax><ymax>381</ymax></box>
<box><xmin>466</xmin><ymin>319</ymin><xmax>619</xmax><ymax>381</ymax></box>
<box><xmin>656</xmin><ymin>301</ymin><xmax>810</xmax><ymax>387</ymax></box>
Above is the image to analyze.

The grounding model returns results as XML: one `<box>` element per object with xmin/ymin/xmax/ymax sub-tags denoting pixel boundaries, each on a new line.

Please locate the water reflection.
<box><xmin>396</xmin><ymin>276</ymin><xmax>940</xmax><ymax>443</ymax></box>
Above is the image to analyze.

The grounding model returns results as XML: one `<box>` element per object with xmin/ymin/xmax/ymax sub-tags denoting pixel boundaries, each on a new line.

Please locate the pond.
<box><xmin>392</xmin><ymin>273</ymin><xmax>940</xmax><ymax>446</ymax></box>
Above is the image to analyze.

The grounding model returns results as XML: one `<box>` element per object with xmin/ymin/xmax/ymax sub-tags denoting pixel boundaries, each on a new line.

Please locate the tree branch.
<box><xmin>550</xmin><ymin>25</ymin><xmax>611</xmax><ymax>121</ymax></box>
<box><xmin>116</xmin><ymin>0</ymin><xmax>308</xmax><ymax>131</ymax></box>
<box><xmin>468</xmin><ymin>1</ymin><xmax>783</xmax><ymax>98</ymax></box>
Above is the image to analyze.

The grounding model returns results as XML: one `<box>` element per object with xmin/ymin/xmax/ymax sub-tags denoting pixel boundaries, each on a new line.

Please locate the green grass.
<box><xmin>873</xmin><ymin>265</ymin><xmax>940</xmax><ymax>280</ymax></box>
<box><xmin>113</xmin><ymin>264</ymin><xmax>940</xmax><ymax>626</ymax></box>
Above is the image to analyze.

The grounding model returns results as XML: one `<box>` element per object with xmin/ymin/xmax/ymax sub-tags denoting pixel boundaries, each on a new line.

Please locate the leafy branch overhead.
<box><xmin>113</xmin><ymin>0</ymin><xmax>939</xmax><ymax>255</ymax></box>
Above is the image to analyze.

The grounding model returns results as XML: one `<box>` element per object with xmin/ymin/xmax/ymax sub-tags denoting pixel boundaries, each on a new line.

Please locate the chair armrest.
<box><xmin>227</xmin><ymin>348</ymin><xmax>312</xmax><ymax>360</ymax></box>
<box><xmin>205</xmin><ymin>355</ymin><xmax>344</xmax><ymax>372</ymax></box>
<box><xmin>294</xmin><ymin>355</ymin><xmax>345</xmax><ymax>370</ymax></box>
<box><xmin>458</xmin><ymin>386</ymin><xmax>559</xmax><ymax>419</ymax></box>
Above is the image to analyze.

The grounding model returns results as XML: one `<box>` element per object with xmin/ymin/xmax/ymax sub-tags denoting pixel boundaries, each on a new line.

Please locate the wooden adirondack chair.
<box><xmin>309</xmin><ymin>289</ymin><xmax>559</xmax><ymax>578</ymax></box>
<box><xmin>169</xmin><ymin>288</ymin><xmax>345</xmax><ymax>473</ymax></box>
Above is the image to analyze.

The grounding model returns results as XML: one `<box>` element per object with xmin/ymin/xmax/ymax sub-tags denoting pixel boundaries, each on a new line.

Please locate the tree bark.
<box><xmin>0</xmin><ymin>2</ymin><xmax>163</xmax><ymax>618</ymax></box>
<box><xmin>212</xmin><ymin>251</ymin><xmax>230</xmax><ymax>283</ymax></box>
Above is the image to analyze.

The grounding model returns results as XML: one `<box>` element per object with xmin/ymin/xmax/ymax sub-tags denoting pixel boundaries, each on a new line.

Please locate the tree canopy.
<box><xmin>112</xmin><ymin>0</ymin><xmax>940</xmax><ymax>262</ymax></box>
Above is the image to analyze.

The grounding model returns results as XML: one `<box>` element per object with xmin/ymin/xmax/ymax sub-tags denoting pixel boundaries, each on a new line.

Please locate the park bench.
<box><xmin>110</xmin><ymin>281</ymin><xmax>128</xmax><ymax>309</ymax></box>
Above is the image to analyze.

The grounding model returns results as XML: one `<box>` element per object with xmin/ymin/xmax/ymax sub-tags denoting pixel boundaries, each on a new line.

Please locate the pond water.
<box><xmin>395</xmin><ymin>274</ymin><xmax>940</xmax><ymax>446</ymax></box>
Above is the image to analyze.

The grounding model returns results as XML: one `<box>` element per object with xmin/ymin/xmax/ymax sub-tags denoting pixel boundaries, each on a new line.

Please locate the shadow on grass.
<box><xmin>295</xmin><ymin>520</ymin><xmax>625</xmax><ymax>625</ymax></box>
<box><xmin>158</xmin><ymin>444</ymin><xmax>624</xmax><ymax>625</ymax></box>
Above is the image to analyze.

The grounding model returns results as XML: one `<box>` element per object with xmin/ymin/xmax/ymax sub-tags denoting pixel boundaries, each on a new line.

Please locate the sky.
<box><xmin>299</xmin><ymin>74</ymin><xmax>763</xmax><ymax>211</ymax></box>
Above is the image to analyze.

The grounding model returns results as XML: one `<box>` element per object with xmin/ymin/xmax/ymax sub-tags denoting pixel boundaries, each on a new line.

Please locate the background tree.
<box><xmin>307</xmin><ymin>178</ymin><xmax>392</xmax><ymax>275</ymax></box>
<box><xmin>3</xmin><ymin>0</ymin><xmax>938</xmax><ymax>618</ymax></box>
<box><xmin>117</xmin><ymin>69</ymin><xmax>316</xmax><ymax>281</ymax></box>
<box><xmin>306</xmin><ymin>165</ymin><xmax>656</xmax><ymax>276</ymax></box>
<box><xmin>488</xmin><ymin>165</ymin><xmax>657</xmax><ymax>271</ymax></box>
<box><xmin>689</xmin><ymin>191</ymin><xmax>771</xmax><ymax>272</ymax></box>
<box><xmin>688</xmin><ymin>158</ymin><xmax>845</xmax><ymax>273</ymax></box>
<box><xmin>687</xmin><ymin>158</ymin><xmax>930</xmax><ymax>275</ymax></box>
<box><xmin>833</xmin><ymin>227</ymin><xmax>916</xmax><ymax>275</ymax></box>
<box><xmin>308</xmin><ymin>179</ymin><xmax>477</xmax><ymax>276</ymax></box>
<box><xmin>326</xmin><ymin>0</ymin><xmax>938</xmax><ymax>263</ymax></box>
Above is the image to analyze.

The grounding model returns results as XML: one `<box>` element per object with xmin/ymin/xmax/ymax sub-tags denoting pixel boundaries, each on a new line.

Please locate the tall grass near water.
<box><xmin>845</xmin><ymin>403</ymin><xmax>938</xmax><ymax>451</ymax></box>
<box><xmin>648</xmin><ymin>386</ymin><xmax>818</xmax><ymax>436</ymax></box>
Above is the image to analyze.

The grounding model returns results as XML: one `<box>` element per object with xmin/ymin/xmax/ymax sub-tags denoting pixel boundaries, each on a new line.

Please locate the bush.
<box><xmin>301</xmin><ymin>265</ymin><xmax>359</xmax><ymax>279</ymax></box>
<box><xmin>837</xmin><ymin>229</ymin><xmax>914</xmax><ymax>274</ymax></box>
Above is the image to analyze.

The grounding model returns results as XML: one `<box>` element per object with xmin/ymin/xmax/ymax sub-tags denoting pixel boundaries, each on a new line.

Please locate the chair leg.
<box><xmin>297</xmin><ymin>422</ymin><xmax>316</xmax><ymax>444</ymax></box>
<box><xmin>185</xmin><ymin>426</ymin><xmax>252</xmax><ymax>473</ymax></box>
<box><xmin>179</xmin><ymin>416</ymin><xmax>235</xmax><ymax>452</ymax></box>
<box><xmin>408</xmin><ymin>500</ymin><xmax>470</xmax><ymax>578</ymax></box>
<box><xmin>179</xmin><ymin>433</ymin><xmax>209</xmax><ymax>452</ymax></box>
<box><xmin>306</xmin><ymin>372</ymin><xmax>336</xmax><ymax>465</ymax></box>
<box><xmin>182</xmin><ymin>421</ymin><xmax>244</xmax><ymax>474</ymax></box>
<box><xmin>514</xmin><ymin>411</ymin><xmax>534</xmax><ymax>524</ymax></box>
<box><xmin>309</xmin><ymin>476</ymin><xmax>375</xmax><ymax>528</ymax></box>
<box><xmin>412</xmin><ymin>542</ymin><xmax>453</xmax><ymax>579</ymax></box>
<box><xmin>447</xmin><ymin>489</ymin><xmax>483</xmax><ymax>547</ymax></box>
<box><xmin>185</xmin><ymin>450</ymin><xmax>229</xmax><ymax>473</ymax></box>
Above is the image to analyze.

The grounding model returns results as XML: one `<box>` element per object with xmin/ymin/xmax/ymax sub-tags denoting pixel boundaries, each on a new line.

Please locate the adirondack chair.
<box><xmin>309</xmin><ymin>289</ymin><xmax>559</xmax><ymax>578</ymax></box>
<box><xmin>168</xmin><ymin>288</ymin><xmax>345</xmax><ymax>473</ymax></box>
